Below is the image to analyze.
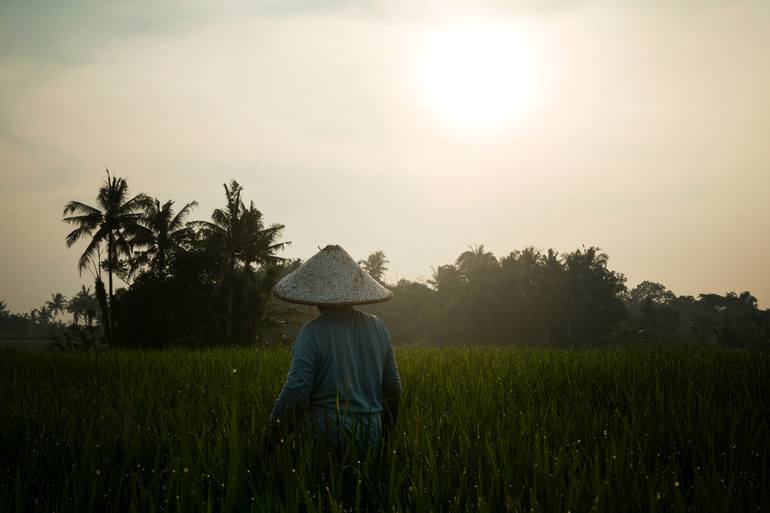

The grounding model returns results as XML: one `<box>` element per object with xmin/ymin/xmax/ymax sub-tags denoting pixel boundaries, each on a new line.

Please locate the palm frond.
<box><xmin>261</xmin><ymin>224</ymin><xmax>285</xmax><ymax>237</ymax></box>
<box><xmin>169</xmin><ymin>226</ymin><xmax>194</xmax><ymax>244</ymax></box>
<box><xmin>128</xmin><ymin>223</ymin><xmax>156</xmax><ymax>247</ymax></box>
<box><xmin>63</xmin><ymin>201</ymin><xmax>102</xmax><ymax>217</ymax></box>
<box><xmin>65</xmin><ymin>225</ymin><xmax>97</xmax><ymax>247</ymax></box>
<box><xmin>77</xmin><ymin>229</ymin><xmax>106</xmax><ymax>274</ymax></box>
<box><xmin>169</xmin><ymin>201</ymin><xmax>198</xmax><ymax>231</ymax></box>
<box><xmin>188</xmin><ymin>219</ymin><xmax>224</xmax><ymax>235</ymax></box>
<box><xmin>114</xmin><ymin>232</ymin><xmax>133</xmax><ymax>259</ymax></box>
<box><xmin>210</xmin><ymin>208</ymin><xmax>230</xmax><ymax>230</ymax></box>
<box><xmin>120</xmin><ymin>193</ymin><xmax>152</xmax><ymax>214</ymax></box>
<box><xmin>263</xmin><ymin>239</ymin><xmax>290</xmax><ymax>255</ymax></box>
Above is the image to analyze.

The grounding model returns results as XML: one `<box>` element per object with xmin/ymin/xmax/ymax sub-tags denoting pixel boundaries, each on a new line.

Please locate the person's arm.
<box><xmin>380</xmin><ymin>321</ymin><xmax>402</xmax><ymax>439</ymax></box>
<box><xmin>268</xmin><ymin>327</ymin><xmax>317</xmax><ymax>432</ymax></box>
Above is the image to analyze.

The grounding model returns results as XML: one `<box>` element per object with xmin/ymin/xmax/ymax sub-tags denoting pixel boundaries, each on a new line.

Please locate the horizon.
<box><xmin>2</xmin><ymin>0</ymin><xmax>770</xmax><ymax>312</ymax></box>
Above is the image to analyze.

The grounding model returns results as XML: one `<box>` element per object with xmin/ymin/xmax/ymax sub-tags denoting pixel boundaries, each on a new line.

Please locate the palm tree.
<box><xmin>188</xmin><ymin>180</ymin><xmax>287</xmax><ymax>341</ymax></box>
<box><xmin>67</xmin><ymin>286</ymin><xmax>97</xmax><ymax>327</ymax></box>
<box><xmin>456</xmin><ymin>244</ymin><xmax>498</xmax><ymax>282</ymax></box>
<box><xmin>67</xmin><ymin>294</ymin><xmax>83</xmax><ymax>327</ymax></box>
<box><xmin>63</xmin><ymin>171</ymin><xmax>149</xmax><ymax>345</ymax></box>
<box><xmin>84</xmin><ymin>288</ymin><xmax>99</xmax><ymax>327</ymax></box>
<box><xmin>46</xmin><ymin>293</ymin><xmax>67</xmax><ymax>323</ymax></box>
<box><xmin>427</xmin><ymin>264</ymin><xmax>463</xmax><ymax>294</ymax></box>
<box><xmin>563</xmin><ymin>246</ymin><xmax>621</xmax><ymax>343</ymax></box>
<box><xmin>239</xmin><ymin>201</ymin><xmax>288</xmax><ymax>268</ymax></box>
<box><xmin>0</xmin><ymin>300</ymin><xmax>8</xmax><ymax>319</ymax></box>
<box><xmin>359</xmin><ymin>251</ymin><xmax>389</xmax><ymax>283</ymax></box>
<box><xmin>35</xmin><ymin>304</ymin><xmax>52</xmax><ymax>325</ymax></box>
<box><xmin>456</xmin><ymin>244</ymin><xmax>498</xmax><ymax>343</ymax></box>
<box><xmin>133</xmin><ymin>198</ymin><xmax>198</xmax><ymax>276</ymax></box>
<box><xmin>538</xmin><ymin>249</ymin><xmax>564</xmax><ymax>344</ymax></box>
<box><xmin>519</xmin><ymin>247</ymin><xmax>540</xmax><ymax>287</ymax></box>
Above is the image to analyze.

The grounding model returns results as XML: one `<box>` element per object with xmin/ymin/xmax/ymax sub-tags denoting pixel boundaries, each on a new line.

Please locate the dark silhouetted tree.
<box><xmin>46</xmin><ymin>293</ymin><xmax>67</xmax><ymax>323</ymax></box>
<box><xmin>34</xmin><ymin>304</ymin><xmax>52</xmax><ymax>325</ymax></box>
<box><xmin>457</xmin><ymin>244</ymin><xmax>499</xmax><ymax>344</ymax></box>
<box><xmin>63</xmin><ymin>171</ymin><xmax>150</xmax><ymax>345</ymax></box>
<box><xmin>359</xmin><ymin>251</ymin><xmax>389</xmax><ymax>283</ymax></box>
<box><xmin>562</xmin><ymin>246</ymin><xmax>627</xmax><ymax>344</ymax></box>
<box><xmin>68</xmin><ymin>286</ymin><xmax>98</xmax><ymax>327</ymax></box>
<box><xmin>188</xmin><ymin>180</ymin><xmax>287</xmax><ymax>343</ymax></box>
<box><xmin>132</xmin><ymin>198</ymin><xmax>198</xmax><ymax>276</ymax></box>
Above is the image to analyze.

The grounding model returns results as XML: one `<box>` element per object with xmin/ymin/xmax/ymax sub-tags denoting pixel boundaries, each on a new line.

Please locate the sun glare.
<box><xmin>415</xmin><ymin>20</ymin><xmax>538</xmax><ymax>134</ymax></box>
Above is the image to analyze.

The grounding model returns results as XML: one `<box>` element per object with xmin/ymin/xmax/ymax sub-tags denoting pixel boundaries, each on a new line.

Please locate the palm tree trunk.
<box><xmin>107</xmin><ymin>233</ymin><xmax>114</xmax><ymax>347</ymax></box>
<box><xmin>95</xmin><ymin>277</ymin><xmax>110</xmax><ymax>344</ymax></box>
<box><xmin>158</xmin><ymin>243</ymin><xmax>166</xmax><ymax>276</ymax></box>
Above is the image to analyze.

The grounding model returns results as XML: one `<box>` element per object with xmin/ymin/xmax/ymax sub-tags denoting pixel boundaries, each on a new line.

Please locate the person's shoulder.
<box><xmin>354</xmin><ymin>310</ymin><xmax>390</xmax><ymax>337</ymax></box>
<box><xmin>355</xmin><ymin>309</ymin><xmax>378</xmax><ymax>321</ymax></box>
<box><xmin>354</xmin><ymin>309</ymin><xmax>383</xmax><ymax>326</ymax></box>
<box><xmin>296</xmin><ymin>317</ymin><xmax>322</xmax><ymax>341</ymax></box>
<box><xmin>303</xmin><ymin>315</ymin><xmax>322</xmax><ymax>327</ymax></box>
<box><xmin>301</xmin><ymin>310</ymin><xmax>352</xmax><ymax>334</ymax></box>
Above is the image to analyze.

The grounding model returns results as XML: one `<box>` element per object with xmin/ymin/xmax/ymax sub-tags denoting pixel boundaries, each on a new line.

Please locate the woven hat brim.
<box><xmin>272</xmin><ymin>288</ymin><xmax>393</xmax><ymax>306</ymax></box>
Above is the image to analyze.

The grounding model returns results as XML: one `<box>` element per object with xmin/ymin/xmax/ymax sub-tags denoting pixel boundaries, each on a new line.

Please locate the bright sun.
<box><xmin>415</xmin><ymin>20</ymin><xmax>538</xmax><ymax>134</ymax></box>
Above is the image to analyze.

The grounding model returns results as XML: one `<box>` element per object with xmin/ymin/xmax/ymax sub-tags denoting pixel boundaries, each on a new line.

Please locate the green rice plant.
<box><xmin>0</xmin><ymin>346</ymin><xmax>767</xmax><ymax>512</ymax></box>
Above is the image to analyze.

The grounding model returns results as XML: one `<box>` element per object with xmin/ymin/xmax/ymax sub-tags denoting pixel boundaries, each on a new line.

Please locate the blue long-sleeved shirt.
<box><xmin>269</xmin><ymin>307</ymin><xmax>401</xmax><ymax>447</ymax></box>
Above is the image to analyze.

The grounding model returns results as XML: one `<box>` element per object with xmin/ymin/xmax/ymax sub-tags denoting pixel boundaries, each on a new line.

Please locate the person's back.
<box><xmin>270</xmin><ymin>307</ymin><xmax>401</xmax><ymax>447</ymax></box>
<box><xmin>268</xmin><ymin>245</ymin><xmax>402</xmax><ymax>448</ymax></box>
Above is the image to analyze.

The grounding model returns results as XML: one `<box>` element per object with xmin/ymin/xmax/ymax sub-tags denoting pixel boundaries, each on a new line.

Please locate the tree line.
<box><xmin>2</xmin><ymin>171</ymin><xmax>768</xmax><ymax>348</ymax></box>
<box><xmin>363</xmin><ymin>246</ymin><xmax>770</xmax><ymax>347</ymax></box>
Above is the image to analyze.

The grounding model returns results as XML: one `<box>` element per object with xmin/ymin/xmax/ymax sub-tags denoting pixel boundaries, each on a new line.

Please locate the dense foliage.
<box><xmin>365</xmin><ymin>247</ymin><xmax>770</xmax><ymax>347</ymax></box>
<box><xmin>1</xmin><ymin>346</ymin><xmax>767</xmax><ymax>512</ymax></box>
<box><xmin>57</xmin><ymin>173</ymin><xmax>295</xmax><ymax>348</ymax></box>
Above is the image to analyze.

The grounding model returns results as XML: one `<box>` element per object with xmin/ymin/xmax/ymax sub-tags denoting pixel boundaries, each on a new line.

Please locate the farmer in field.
<box><xmin>268</xmin><ymin>245</ymin><xmax>402</xmax><ymax>449</ymax></box>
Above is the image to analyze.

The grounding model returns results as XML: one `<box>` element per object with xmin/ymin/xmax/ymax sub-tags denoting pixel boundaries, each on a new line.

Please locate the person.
<box><xmin>268</xmin><ymin>245</ymin><xmax>402</xmax><ymax>450</ymax></box>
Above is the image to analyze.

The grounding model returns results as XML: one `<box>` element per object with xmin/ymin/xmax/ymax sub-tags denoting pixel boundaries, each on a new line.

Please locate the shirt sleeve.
<box><xmin>378</xmin><ymin>319</ymin><xmax>402</xmax><ymax>395</ymax></box>
<box><xmin>268</xmin><ymin>325</ymin><xmax>317</xmax><ymax>425</ymax></box>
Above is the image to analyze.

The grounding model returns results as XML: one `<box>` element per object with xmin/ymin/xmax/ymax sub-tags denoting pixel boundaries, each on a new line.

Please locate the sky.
<box><xmin>1</xmin><ymin>0</ymin><xmax>769</xmax><ymax>313</ymax></box>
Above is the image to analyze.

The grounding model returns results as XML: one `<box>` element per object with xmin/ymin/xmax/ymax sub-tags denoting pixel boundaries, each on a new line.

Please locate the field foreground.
<box><xmin>0</xmin><ymin>346</ymin><xmax>768</xmax><ymax>513</ymax></box>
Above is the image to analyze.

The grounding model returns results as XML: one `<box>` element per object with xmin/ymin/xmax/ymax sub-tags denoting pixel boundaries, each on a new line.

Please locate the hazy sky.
<box><xmin>1</xmin><ymin>0</ymin><xmax>769</xmax><ymax>313</ymax></box>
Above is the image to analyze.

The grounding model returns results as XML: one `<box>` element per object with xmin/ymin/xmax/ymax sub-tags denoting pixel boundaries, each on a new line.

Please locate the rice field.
<box><xmin>0</xmin><ymin>346</ymin><xmax>767</xmax><ymax>512</ymax></box>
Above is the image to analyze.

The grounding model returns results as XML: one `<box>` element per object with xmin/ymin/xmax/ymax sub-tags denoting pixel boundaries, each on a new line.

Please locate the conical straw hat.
<box><xmin>273</xmin><ymin>245</ymin><xmax>393</xmax><ymax>306</ymax></box>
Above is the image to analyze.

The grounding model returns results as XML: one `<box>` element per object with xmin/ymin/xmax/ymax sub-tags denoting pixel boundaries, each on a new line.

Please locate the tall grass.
<box><xmin>0</xmin><ymin>346</ymin><xmax>767</xmax><ymax>512</ymax></box>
